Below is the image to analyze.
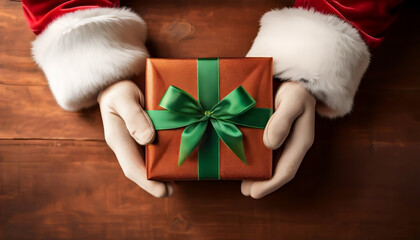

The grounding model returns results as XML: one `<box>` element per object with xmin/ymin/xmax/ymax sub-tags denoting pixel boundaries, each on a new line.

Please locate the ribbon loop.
<box><xmin>211</xmin><ymin>86</ymin><xmax>256</xmax><ymax>120</ymax></box>
<box><xmin>159</xmin><ymin>85</ymin><xmax>204</xmax><ymax>118</ymax></box>
<box><xmin>147</xmin><ymin>110</ymin><xmax>203</xmax><ymax>130</ymax></box>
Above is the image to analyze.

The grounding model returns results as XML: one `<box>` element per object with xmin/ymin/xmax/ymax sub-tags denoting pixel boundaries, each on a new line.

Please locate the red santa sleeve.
<box><xmin>22</xmin><ymin>0</ymin><xmax>149</xmax><ymax>111</ymax></box>
<box><xmin>246</xmin><ymin>0</ymin><xmax>403</xmax><ymax>118</ymax></box>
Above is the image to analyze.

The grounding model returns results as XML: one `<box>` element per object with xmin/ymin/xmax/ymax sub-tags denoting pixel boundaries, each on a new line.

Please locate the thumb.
<box><xmin>99</xmin><ymin>81</ymin><xmax>155</xmax><ymax>145</ymax></box>
<box><xmin>263</xmin><ymin>99</ymin><xmax>304</xmax><ymax>150</ymax></box>
<box><xmin>115</xmin><ymin>89</ymin><xmax>155</xmax><ymax>145</ymax></box>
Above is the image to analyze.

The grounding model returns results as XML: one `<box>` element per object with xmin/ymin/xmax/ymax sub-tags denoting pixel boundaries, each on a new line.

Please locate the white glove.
<box><xmin>98</xmin><ymin>80</ymin><xmax>173</xmax><ymax>198</ymax></box>
<box><xmin>241</xmin><ymin>81</ymin><xmax>316</xmax><ymax>199</ymax></box>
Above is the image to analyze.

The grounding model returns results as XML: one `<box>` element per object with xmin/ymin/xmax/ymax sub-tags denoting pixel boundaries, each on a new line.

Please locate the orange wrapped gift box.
<box><xmin>145</xmin><ymin>58</ymin><xmax>273</xmax><ymax>180</ymax></box>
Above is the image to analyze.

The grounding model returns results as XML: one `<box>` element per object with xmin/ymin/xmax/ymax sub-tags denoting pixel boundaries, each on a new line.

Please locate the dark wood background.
<box><xmin>1</xmin><ymin>0</ymin><xmax>419</xmax><ymax>239</ymax></box>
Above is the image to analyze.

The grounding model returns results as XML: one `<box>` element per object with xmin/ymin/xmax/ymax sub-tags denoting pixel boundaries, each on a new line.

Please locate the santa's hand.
<box><xmin>241</xmin><ymin>81</ymin><xmax>316</xmax><ymax>199</ymax></box>
<box><xmin>98</xmin><ymin>81</ymin><xmax>173</xmax><ymax>198</ymax></box>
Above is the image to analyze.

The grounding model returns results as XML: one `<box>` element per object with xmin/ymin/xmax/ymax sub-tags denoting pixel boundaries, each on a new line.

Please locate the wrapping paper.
<box><xmin>145</xmin><ymin>58</ymin><xmax>273</xmax><ymax>180</ymax></box>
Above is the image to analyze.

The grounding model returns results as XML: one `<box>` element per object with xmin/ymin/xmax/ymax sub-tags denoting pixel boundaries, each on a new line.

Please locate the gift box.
<box><xmin>145</xmin><ymin>58</ymin><xmax>273</xmax><ymax>180</ymax></box>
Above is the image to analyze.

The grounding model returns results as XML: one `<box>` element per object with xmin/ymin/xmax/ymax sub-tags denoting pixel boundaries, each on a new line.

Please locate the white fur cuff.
<box><xmin>32</xmin><ymin>7</ymin><xmax>149</xmax><ymax>111</ymax></box>
<box><xmin>247</xmin><ymin>8</ymin><xmax>371</xmax><ymax>118</ymax></box>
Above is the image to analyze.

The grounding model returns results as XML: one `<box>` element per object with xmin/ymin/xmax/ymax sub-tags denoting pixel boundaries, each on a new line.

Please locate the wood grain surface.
<box><xmin>1</xmin><ymin>0</ymin><xmax>419</xmax><ymax>239</ymax></box>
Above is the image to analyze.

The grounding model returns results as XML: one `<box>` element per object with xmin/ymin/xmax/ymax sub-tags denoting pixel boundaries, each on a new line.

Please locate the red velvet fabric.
<box><xmin>22</xmin><ymin>0</ymin><xmax>402</xmax><ymax>48</ymax></box>
<box><xmin>294</xmin><ymin>0</ymin><xmax>403</xmax><ymax>49</ymax></box>
<box><xmin>22</xmin><ymin>0</ymin><xmax>120</xmax><ymax>35</ymax></box>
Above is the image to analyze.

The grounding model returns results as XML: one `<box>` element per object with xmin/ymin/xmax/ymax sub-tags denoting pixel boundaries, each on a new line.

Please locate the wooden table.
<box><xmin>1</xmin><ymin>0</ymin><xmax>419</xmax><ymax>239</ymax></box>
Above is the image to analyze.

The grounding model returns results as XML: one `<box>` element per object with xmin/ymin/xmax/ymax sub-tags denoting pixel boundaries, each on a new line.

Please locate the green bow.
<box><xmin>148</xmin><ymin>85</ymin><xmax>271</xmax><ymax>166</ymax></box>
<box><xmin>147</xmin><ymin>58</ymin><xmax>272</xmax><ymax>179</ymax></box>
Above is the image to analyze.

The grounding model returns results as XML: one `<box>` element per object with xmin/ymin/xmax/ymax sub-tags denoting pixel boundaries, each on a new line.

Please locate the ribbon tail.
<box><xmin>178</xmin><ymin>120</ymin><xmax>208</xmax><ymax>166</ymax></box>
<box><xmin>210</xmin><ymin>119</ymin><xmax>247</xmax><ymax>164</ymax></box>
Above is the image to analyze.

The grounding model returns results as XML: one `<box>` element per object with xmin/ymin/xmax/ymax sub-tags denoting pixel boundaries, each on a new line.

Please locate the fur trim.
<box><xmin>32</xmin><ymin>7</ymin><xmax>149</xmax><ymax>111</ymax></box>
<box><xmin>247</xmin><ymin>8</ymin><xmax>370</xmax><ymax>118</ymax></box>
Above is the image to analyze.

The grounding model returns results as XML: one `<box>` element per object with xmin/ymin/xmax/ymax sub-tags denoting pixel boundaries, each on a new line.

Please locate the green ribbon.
<box><xmin>147</xmin><ymin>58</ymin><xmax>272</xmax><ymax>179</ymax></box>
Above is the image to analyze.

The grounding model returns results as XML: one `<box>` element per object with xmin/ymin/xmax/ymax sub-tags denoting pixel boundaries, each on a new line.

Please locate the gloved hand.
<box><xmin>97</xmin><ymin>80</ymin><xmax>173</xmax><ymax>198</ymax></box>
<box><xmin>241</xmin><ymin>81</ymin><xmax>316</xmax><ymax>199</ymax></box>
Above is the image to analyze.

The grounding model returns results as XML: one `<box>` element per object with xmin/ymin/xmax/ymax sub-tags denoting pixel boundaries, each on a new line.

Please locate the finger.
<box><xmin>100</xmin><ymin>108</ymin><xmax>169</xmax><ymax>198</ymax></box>
<box><xmin>263</xmin><ymin>97</ymin><xmax>304</xmax><ymax>149</ymax></box>
<box><xmin>241</xmin><ymin>180</ymin><xmax>253</xmax><ymax>196</ymax></box>
<box><xmin>166</xmin><ymin>182</ymin><xmax>174</xmax><ymax>197</ymax></box>
<box><xmin>112</xmin><ymin>89</ymin><xmax>155</xmax><ymax>145</ymax></box>
<box><xmin>249</xmin><ymin>104</ymin><xmax>315</xmax><ymax>199</ymax></box>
